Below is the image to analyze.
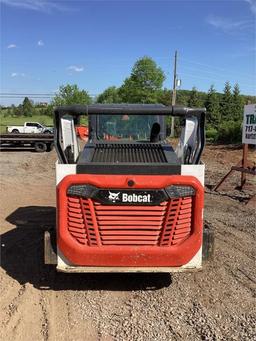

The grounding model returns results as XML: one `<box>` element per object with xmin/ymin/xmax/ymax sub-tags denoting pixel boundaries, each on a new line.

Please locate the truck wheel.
<box><xmin>34</xmin><ymin>142</ymin><xmax>47</xmax><ymax>152</ymax></box>
<box><xmin>202</xmin><ymin>221</ymin><xmax>215</xmax><ymax>261</ymax></box>
<box><xmin>12</xmin><ymin>129</ymin><xmax>19</xmax><ymax>133</ymax></box>
<box><xmin>46</xmin><ymin>142</ymin><xmax>54</xmax><ymax>152</ymax></box>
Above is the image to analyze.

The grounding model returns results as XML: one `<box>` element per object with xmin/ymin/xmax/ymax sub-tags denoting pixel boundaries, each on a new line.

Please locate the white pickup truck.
<box><xmin>7</xmin><ymin>122</ymin><xmax>53</xmax><ymax>134</ymax></box>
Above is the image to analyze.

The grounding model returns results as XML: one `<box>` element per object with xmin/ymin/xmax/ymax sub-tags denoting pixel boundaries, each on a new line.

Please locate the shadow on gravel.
<box><xmin>206</xmin><ymin>143</ymin><xmax>243</xmax><ymax>151</ymax></box>
<box><xmin>205</xmin><ymin>187</ymin><xmax>253</xmax><ymax>204</ymax></box>
<box><xmin>1</xmin><ymin>206</ymin><xmax>172</xmax><ymax>291</ymax></box>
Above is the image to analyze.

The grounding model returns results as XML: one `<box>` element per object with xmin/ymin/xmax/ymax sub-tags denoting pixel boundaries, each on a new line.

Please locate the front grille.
<box><xmin>91</xmin><ymin>143</ymin><xmax>167</xmax><ymax>163</ymax></box>
<box><xmin>67</xmin><ymin>196</ymin><xmax>193</xmax><ymax>246</ymax></box>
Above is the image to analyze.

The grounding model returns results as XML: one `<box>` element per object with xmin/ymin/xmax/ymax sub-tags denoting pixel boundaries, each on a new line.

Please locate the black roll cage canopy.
<box><xmin>54</xmin><ymin>103</ymin><xmax>205</xmax><ymax>117</ymax></box>
<box><xmin>54</xmin><ymin>104</ymin><xmax>206</xmax><ymax>165</ymax></box>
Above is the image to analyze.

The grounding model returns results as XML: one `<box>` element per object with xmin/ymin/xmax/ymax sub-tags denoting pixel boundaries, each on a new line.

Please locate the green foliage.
<box><xmin>188</xmin><ymin>87</ymin><xmax>203</xmax><ymax>108</ymax></box>
<box><xmin>217</xmin><ymin>120</ymin><xmax>242</xmax><ymax>143</ymax></box>
<box><xmin>52</xmin><ymin>84</ymin><xmax>92</xmax><ymax>106</ymax></box>
<box><xmin>221</xmin><ymin>81</ymin><xmax>233</xmax><ymax>120</ymax></box>
<box><xmin>176</xmin><ymin>90</ymin><xmax>189</xmax><ymax>106</ymax></box>
<box><xmin>43</xmin><ymin>104</ymin><xmax>54</xmax><ymax>117</ymax></box>
<box><xmin>15</xmin><ymin>105</ymin><xmax>24</xmax><ymax>117</ymax></box>
<box><xmin>97</xmin><ymin>86</ymin><xmax>121</xmax><ymax>103</ymax></box>
<box><xmin>243</xmin><ymin>94</ymin><xmax>256</xmax><ymax>104</ymax></box>
<box><xmin>205</xmin><ymin>85</ymin><xmax>221</xmax><ymax>128</ymax></box>
<box><xmin>232</xmin><ymin>83</ymin><xmax>244</xmax><ymax>121</ymax></box>
<box><xmin>206</xmin><ymin>128</ymin><xmax>218</xmax><ymax>142</ymax></box>
<box><xmin>206</xmin><ymin>120</ymin><xmax>242</xmax><ymax>144</ymax></box>
<box><xmin>4</xmin><ymin>108</ymin><xmax>12</xmax><ymax>117</ymax></box>
<box><xmin>119</xmin><ymin>57</ymin><xmax>165</xmax><ymax>103</ymax></box>
<box><xmin>22</xmin><ymin>97</ymin><xmax>34</xmax><ymax>117</ymax></box>
<box><xmin>157</xmin><ymin>88</ymin><xmax>171</xmax><ymax>106</ymax></box>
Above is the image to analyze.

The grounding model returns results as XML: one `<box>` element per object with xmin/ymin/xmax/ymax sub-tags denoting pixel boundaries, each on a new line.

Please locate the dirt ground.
<box><xmin>0</xmin><ymin>144</ymin><xmax>255</xmax><ymax>341</ymax></box>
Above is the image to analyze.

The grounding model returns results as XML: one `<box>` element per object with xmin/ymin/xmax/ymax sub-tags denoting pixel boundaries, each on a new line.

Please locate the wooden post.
<box><xmin>241</xmin><ymin>143</ymin><xmax>248</xmax><ymax>188</ymax></box>
<box><xmin>213</xmin><ymin>169</ymin><xmax>235</xmax><ymax>191</ymax></box>
<box><xmin>214</xmin><ymin>104</ymin><xmax>255</xmax><ymax>203</ymax></box>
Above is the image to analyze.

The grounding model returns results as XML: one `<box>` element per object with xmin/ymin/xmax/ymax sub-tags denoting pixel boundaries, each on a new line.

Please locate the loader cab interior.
<box><xmin>94</xmin><ymin>114</ymin><xmax>164</xmax><ymax>142</ymax></box>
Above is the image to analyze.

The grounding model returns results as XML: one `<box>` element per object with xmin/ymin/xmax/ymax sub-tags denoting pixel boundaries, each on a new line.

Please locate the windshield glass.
<box><xmin>97</xmin><ymin>114</ymin><xmax>160</xmax><ymax>141</ymax></box>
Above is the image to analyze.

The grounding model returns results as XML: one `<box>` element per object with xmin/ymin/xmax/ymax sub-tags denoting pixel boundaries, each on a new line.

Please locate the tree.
<box><xmin>157</xmin><ymin>88</ymin><xmax>171</xmax><ymax>106</ymax></box>
<box><xmin>44</xmin><ymin>104</ymin><xmax>54</xmax><ymax>117</ymax></box>
<box><xmin>15</xmin><ymin>104</ymin><xmax>24</xmax><ymax>117</ymax></box>
<box><xmin>119</xmin><ymin>57</ymin><xmax>166</xmax><ymax>103</ymax></box>
<box><xmin>232</xmin><ymin>83</ymin><xmax>243</xmax><ymax>121</ymax></box>
<box><xmin>22</xmin><ymin>97</ymin><xmax>34</xmax><ymax>117</ymax></box>
<box><xmin>221</xmin><ymin>81</ymin><xmax>233</xmax><ymax>120</ymax></box>
<box><xmin>176</xmin><ymin>90</ymin><xmax>189</xmax><ymax>106</ymax></box>
<box><xmin>52</xmin><ymin>84</ymin><xmax>92</xmax><ymax>106</ymax></box>
<box><xmin>188</xmin><ymin>87</ymin><xmax>202</xmax><ymax>107</ymax></box>
<box><xmin>11</xmin><ymin>104</ymin><xmax>16</xmax><ymax>116</ymax></box>
<box><xmin>3</xmin><ymin>107</ymin><xmax>12</xmax><ymax>117</ymax></box>
<box><xmin>97</xmin><ymin>86</ymin><xmax>121</xmax><ymax>103</ymax></box>
<box><xmin>205</xmin><ymin>85</ymin><xmax>221</xmax><ymax>128</ymax></box>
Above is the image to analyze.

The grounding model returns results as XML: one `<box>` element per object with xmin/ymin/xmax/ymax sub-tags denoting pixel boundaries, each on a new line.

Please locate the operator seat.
<box><xmin>150</xmin><ymin>122</ymin><xmax>161</xmax><ymax>142</ymax></box>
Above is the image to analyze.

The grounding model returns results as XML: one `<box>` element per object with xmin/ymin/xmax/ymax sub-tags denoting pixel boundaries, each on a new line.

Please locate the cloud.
<box><xmin>67</xmin><ymin>65</ymin><xmax>84</xmax><ymax>73</ymax></box>
<box><xmin>1</xmin><ymin>0</ymin><xmax>70</xmax><ymax>13</ymax></box>
<box><xmin>244</xmin><ymin>0</ymin><xmax>256</xmax><ymax>15</ymax></box>
<box><xmin>11</xmin><ymin>72</ymin><xmax>26</xmax><ymax>77</ymax></box>
<box><xmin>206</xmin><ymin>15</ymin><xmax>253</xmax><ymax>32</ymax></box>
<box><xmin>7</xmin><ymin>44</ymin><xmax>17</xmax><ymax>49</ymax></box>
<box><xmin>37</xmin><ymin>40</ymin><xmax>44</xmax><ymax>46</ymax></box>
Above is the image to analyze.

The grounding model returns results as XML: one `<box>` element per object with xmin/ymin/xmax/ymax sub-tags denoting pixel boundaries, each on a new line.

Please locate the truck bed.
<box><xmin>0</xmin><ymin>133</ymin><xmax>53</xmax><ymax>142</ymax></box>
<box><xmin>0</xmin><ymin>133</ymin><xmax>54</xmax><ymax>152</ymax></box>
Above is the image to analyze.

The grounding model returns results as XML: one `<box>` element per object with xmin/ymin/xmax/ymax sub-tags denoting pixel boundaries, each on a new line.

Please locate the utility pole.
<box><xmin>171</xmin><ymin>50</ymin><xmax>178</xmax><ymax>137</ymax></box>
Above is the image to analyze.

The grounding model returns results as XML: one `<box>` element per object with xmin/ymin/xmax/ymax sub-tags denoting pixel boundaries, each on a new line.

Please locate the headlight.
<box><xmin>165</xmin><ymin>185</ymin><xmax>195</xmax><ymax>198</ymax></box>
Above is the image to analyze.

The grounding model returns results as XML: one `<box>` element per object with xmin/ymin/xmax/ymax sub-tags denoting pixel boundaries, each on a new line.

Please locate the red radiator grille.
<box><xmin>67</xmin><ymin>196</ymin><xmax>193</xmax><ymax>247</ymax></box>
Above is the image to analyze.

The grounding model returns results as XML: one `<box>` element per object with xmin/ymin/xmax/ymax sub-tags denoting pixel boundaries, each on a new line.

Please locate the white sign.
<box><xmin>242</xmin><ymin>104</ymin><xmax>256</xmax><ymax>145</ymax></box>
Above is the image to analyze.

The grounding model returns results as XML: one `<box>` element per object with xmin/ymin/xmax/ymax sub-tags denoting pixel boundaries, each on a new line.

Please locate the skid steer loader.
<box><xmin>45</xmin><ymin>104</ymin><xmax>214</xmax><ymax>272</ymax></box>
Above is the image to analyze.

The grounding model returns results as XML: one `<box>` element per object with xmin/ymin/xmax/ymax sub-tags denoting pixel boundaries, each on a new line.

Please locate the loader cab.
<box><xmin>54</xmin><ymin>104</ymin><xmax>205</xmax><ymax>169</ymax></box>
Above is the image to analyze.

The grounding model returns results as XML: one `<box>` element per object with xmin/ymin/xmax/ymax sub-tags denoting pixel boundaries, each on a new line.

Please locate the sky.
<box><xmin>0</xmin><ymin>0</ymin><xmax>255</xmax><ymax>105</ymax></box>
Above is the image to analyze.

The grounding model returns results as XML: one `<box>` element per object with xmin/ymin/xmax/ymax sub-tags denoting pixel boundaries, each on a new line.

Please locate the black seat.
<box><xmin>150</xmin><ymin>122</ymin><xmax>161</xmax><ymax>142</ymax></box>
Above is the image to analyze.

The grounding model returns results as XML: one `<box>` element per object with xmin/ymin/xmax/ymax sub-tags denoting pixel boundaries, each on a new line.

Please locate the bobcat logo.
<box><xmin>108</xmin><ymin>191</ymin><xmax>120</xmax><ymax>202</ymax></box>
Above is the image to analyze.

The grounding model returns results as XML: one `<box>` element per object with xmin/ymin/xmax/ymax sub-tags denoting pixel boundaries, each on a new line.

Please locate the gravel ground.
<box><xmin>0</xmin><ymin>145</ymin><xmax>255</xmax><ymax>341</ymax></box>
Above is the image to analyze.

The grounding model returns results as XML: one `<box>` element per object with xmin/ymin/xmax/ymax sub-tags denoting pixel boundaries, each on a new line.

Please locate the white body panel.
<box><xmin>61</xmin><ymin>116</ymin><xmax>79</xmax><ymax>161</ymax></box>
<box><xmin>181</xmin><ymin>163</ymin><xmax>205</xmax><ymax>186</ymax></box>
<box><xmin>176</xmin><ymin>117</ymin><xmax>198</xmax><ymax>163</ymax></box>
<box><xmin>56</xmin><ymin>161</ymin><xmax>76</xmax><ymax>185</ymax></box>
<box><xmin>56</xmin><ymin>163</ymin><xmax>205</xmax><ymax>187</ymax></box>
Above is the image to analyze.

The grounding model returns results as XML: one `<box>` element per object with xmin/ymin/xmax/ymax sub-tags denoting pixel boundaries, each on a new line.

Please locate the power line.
<box><xmin>0</xmin><ymin>93</ymin><xmax>56</xmax><ymax>96</ymax></box>
<box><xmin>179</xmin><ymin>64</ymin><xmax>256</xmax><ymax>83</ymax></box>
<box><xmin>180</xmin><ymin>58</ymin><xmax>255</xmax><ymax>81</ymax></box>
<box><xmin>179</xmin><ymin>72</ymin><xmax>256</xmax><ymax>90</ymax></box>
<box><xmin>0</xmin><ymin>92</ymin><xmax>99</xmax><ymax>98</ymax></box>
